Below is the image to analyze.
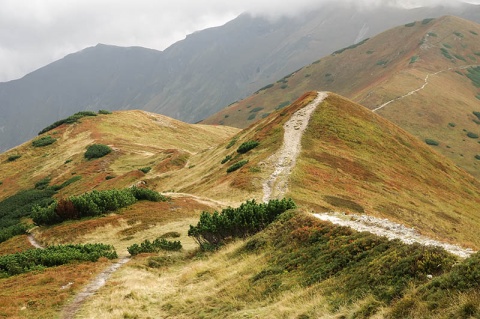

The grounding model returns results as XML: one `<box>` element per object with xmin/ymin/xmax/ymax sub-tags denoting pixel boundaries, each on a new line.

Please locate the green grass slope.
<box><xmin>203</xmin><ymin>16</ymin><xmax>480</xmax><ymax>178</ymax></box>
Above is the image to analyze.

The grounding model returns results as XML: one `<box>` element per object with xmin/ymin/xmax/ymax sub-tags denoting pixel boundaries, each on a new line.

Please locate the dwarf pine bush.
<box><xmin>188</xmin><ymin>198</ymin><xmax>296</xmax><ymax>249</ymax></box>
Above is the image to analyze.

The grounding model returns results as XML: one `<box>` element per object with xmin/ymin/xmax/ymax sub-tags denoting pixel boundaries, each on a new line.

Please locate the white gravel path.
<box><xmin>262</xmin><ymin>92</ymin><xmax>328</xmax><ymax>202</ymax></box>
<box><xmin>313</xmin><ymin>212</ymin><xmax>475</xmax><ymax>258</ymax></box>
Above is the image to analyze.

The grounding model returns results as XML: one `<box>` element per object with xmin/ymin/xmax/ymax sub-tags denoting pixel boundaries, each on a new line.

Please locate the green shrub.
<box><xmin>188</xmin><ymin>198</ymin><xmax>296</xmax><ymax>249</ymax></box>
<box><xmin>105</xmin><ymin>175</ymin><xmax>115</xmax><ymax>180</ymax></box>
<box><xmin>428</xmin><ymin>32</ymin><xmax>437</xmax><ymax>37</ymax></box>
<box><xmin>467</xmin><ymin>67</ymin><xmax>480</xmax><ymax>87</ymax></box>
<box><xmin>0</xmin><ymin>188</ymin><xmax>55</xmax><ymax>242</ymax></box>
<box><xmin>475</xmin><ymin>155</ymin><xmax>480</xmax><ymax>160</ymax></box>
<box><xmin>32</xmin><ymin>136</ymin><xmax>57</xmax><ymax>147</ymax></box>
<box><xmin>127</xmin><ymin>238</ymin><xmax>182</xmax><ymax>255</ymax></box>
<box><xmin>332</xmin><ymin>38</ymin><xmax>369</xmax><ymax>55</ymax></box>
<box><xmin>454</xmin><ymin>31</ymin><xmax>464</xmax><ymax>38</ymax></box>
<box><xmin>470</xmin><ymin>30</ymin><xmax>479</xmax><ymax>36</ymax></box>
<box><xmin>409</xmin><ymin>56</ymin><xmax>418</xmax><ymax>64</ymax></box>
<box><xmin>84</xmin><ymin>144</ymin><xmax>112</xmax><ymax>159</ymax></box>
<box><xmin>405</xmin><ymin>22</ymin><xmax>416</xmax><ymax>27</ymax></box>
<box><xmin>474</xmin><ymin>111</ymin><xmax>480</xmax><ymax>120</ymax></box>
<box><xmin>275</xmin><ymin>101</ymin><xmax>291</xmax><ymax>110</ymax></box>
<box><xmin>35</xmin><ymin>177</ymin><xmax>51</xmax><ymax>190</ymax></box>
<box><xmin>221</xmin><ymin>155</ymin><xmax>232</xmax><ymax>164</ymax></box>
<box><xmin>454</xmin><ymin>54</ymin><xmax>466</xmax><ymax>62</ymax></box>
<box><xmin>249</xmin><ymin>107</ymin><xmax>264</xmax><ymax>113</ymax></box>
<box><xmin>98</xmin><ymin>109</ymin><xmax>112</xmax><ymax>114</ymax></box>
<box><xmin>0</xmin><ymin>224</ymin><xmax>29</xmax><ymax>244</ymax></box>
<box><xmin>50</xmin><ymin>175</ymin><xmax>82</xmax><ymax>191</ymax></box>
<box><xmin>139</xmin><ymin>167</ymin><xmax>151</xmax><ymax>174</ymax></box>
<box><xmin>0</xmin><ymin>243</ymin><xmax>117</xmax><ymax>277</ymax></box>
<box><xmin>440</xmin><ymin>48</ymin><xmax>453</xmax><ymax>60</ymax></box>
<box><xmin>38</xmin><ymin>111</ymin><xmax>97</xmax><ymax>135</ymax></box>
<box><xmin>443</xmin><ymin>43</ymin><xmax>452</xmax><ymax>49</ymax></box>
<box><xmin>247</xmin><ymin>113</ymin><xmax>257</xmax><ymax>121</ymax></box>
<box><xmin>33</xmin><ymin>186</ymin><xmax>167</xmax><ymax>225</ymax></box>
<box><xmin>7</xmin><ymin>154</ymin><xmax>21</xmax><ymax>162</ymax></box>
<box><xmin>227</xmin><ymin>160</ymin><xmax>249</xmax><ymax>173</ymax></box>
<box><xmin>467</xmin><ymin>132</ymin><xmax>479</xmax><ymax>139</ymax></box>
<box><xmin>422</xmin><ymin>18</ymin><xmax>434</xmax><ymax>24</ymax></box>
<box><xmin>425</xmin><ymin>139</ymin><xmax>439</xmax><ymax>146</ymax></box>
<box><xmin>255</xmin><ymin>83</ymin><xmax>274</xmax><ymax>94</ymax></box>
<box><xmin>376</xmin><ymin>60</ymin><xmax>388</xmax><ymax>66</ymax></box>
<box><xmin>130</xmin><ymin>186</ymin><xmax>168</xmax><ymax>202</ymax></box>
<box><xmin>448</xmin><ymin>122</ymin><xmax>456</xmax><ymax>127</ymax></box>
<box><xmin>226</xmin><ymin>138</ymin><xmax>238</xmax><ymax>149</ymax></box>
<box><xmin>237</xmin><ymin>141</ymin><xmax>259</xmax><ymax>154</ymax></box>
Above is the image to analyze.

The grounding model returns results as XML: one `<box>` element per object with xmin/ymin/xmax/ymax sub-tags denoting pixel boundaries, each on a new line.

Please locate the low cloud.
<box><xmin>0</xmin><ymin>0</ymin><xmax>478</xmax><ymax>81</ymax></box>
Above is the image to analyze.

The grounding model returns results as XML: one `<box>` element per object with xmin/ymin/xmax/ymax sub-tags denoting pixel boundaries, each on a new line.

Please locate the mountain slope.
<box><xmin>1</xmin><ymin>92</ymin><xmax>480</xmax><ymax>318</ymax></box>
<box><xmin>2</xmin><ymin>4</ymin><xmax>480</xmax><ymax>152</ymax></box>
<box><xmin>204</xmin><ymin>15</ymin><xmax>480</xmax><ymax>178</ymax></box>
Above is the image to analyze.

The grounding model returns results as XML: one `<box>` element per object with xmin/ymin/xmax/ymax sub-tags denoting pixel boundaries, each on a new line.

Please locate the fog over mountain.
<box><xmin>1</xmin><ymin>2</ymin><xmax>480</xmax><ymax>152</ymax></box>
<box><xmin>2</xmin><ymin>0</ymin><xmax>479</xmax><ymax>82</ymax></box>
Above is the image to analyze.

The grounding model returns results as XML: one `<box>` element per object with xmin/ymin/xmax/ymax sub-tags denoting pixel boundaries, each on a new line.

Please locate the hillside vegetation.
<box><xmin>1</xmin><ymin>92</ymin><xmax>480</xmax><ymax>318</ymax></box>
<box><xmin>204</xmin><ymin>16</ymin><xmax>480</xmax><ymax>178</ymax></box>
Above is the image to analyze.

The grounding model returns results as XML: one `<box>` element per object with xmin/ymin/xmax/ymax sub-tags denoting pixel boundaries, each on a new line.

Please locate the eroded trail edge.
<box><xmin>313</xmin><ymin>212</ymin><xmax>474</xmax><ymax>258</ymax></box>
<box><xmin>61</xmin><ymin>257</ymin><xmax>130</xmax><ymax>319</ymax></box>
<box><xmin>262</xmin><ymin>92</ymin><xmax>328</xmax><ymax>202</ymax></box>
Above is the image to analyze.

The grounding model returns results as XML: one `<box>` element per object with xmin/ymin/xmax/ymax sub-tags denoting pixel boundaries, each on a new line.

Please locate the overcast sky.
<box><xmin>1</xmin><ymin>0</ymin><xmax>479</xmax><ymax>82</ymax></box>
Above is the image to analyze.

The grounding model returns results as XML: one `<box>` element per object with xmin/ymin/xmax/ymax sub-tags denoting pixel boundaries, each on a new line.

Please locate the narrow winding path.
<box><xmin>27</xmin><ymin>232</ymin><xmax>130</xmax><ymax>318</ymax></box>
<box><xmin>313</xmin><ymin>212</ymin><xmax>474</xmax><ymax>258</ymax></box>
<box><xmin>372</xmin><ymin>64</ymin><xmax>480</xmax><ymax>113</ymax></box>
<box><xmin>60</xmin><ymin>257</ymin><xmax>130</xmax><ymax>319</ymax></box>
<box><xmin>262</xmin><ymin>91</ymin><xmax>328</xmax><ymax>202</ymax></box>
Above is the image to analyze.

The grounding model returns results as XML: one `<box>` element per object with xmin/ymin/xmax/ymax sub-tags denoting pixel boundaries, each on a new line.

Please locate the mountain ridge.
<box><xmin>1</xmin><ymin>90</ymin><xmax>480</xmax><ymax>317</ymax></box>
<box><xmin>2</xmin><ymin>3</ymin><xmax>480</xmax><ymax>152</ymax></box>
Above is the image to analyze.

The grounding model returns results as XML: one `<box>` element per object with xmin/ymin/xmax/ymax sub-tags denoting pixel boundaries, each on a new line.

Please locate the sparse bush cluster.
<box><xmin>127</xmin><ymin>238</ymin><xmax>182</xmax><ymax>255</ymax></box>
<box><xmin>226</xmin><ymin>160</ymin><xmax>248</xmax><ymax>173</ymax></box>
<box><xmin>188</xmin><ymin>198</ymin><xmax>296</xmax><ymax>249</ymax></box>
<box><xmin>0</xmin><ymin>189</ymin><xmax>56</xmax><ymax>243</ymax></box>
<box><xmin>467</xmin><ymin>67</ymin><xmax>480</xmax><ymax>88</ymax></box>
<box><xmin>38</xmin><ymin>111</ymin><xmax>98</xmax><ymax>135</ymax></box>
<box><xmin>226</xmin><ymin>137</ymin><xmax>238</xmax><ymax>149</ymax></box>
<box><xmin>467</xmin><ymin>132</ymin><xmax>479</xmax><ymax>139</ymax></box>
<box><xmin>425</xmin><ymin>138</ymin><xmax>439</xmax><ymax>146</ymax></box>
<box><xmin>98</xmin><ymin>109</ymin><xmax>112</xmax><ymax>114</ymax></box>
<box><xmin>139</xmin><ymin>166</ymin><xmax>151</xmax><ymax>174</ymax></box>
<box><xmin>237</xmin><ymin>140</ymin><xmax>259</xmax><ymax>154</ymax></box>
<box><xmin>221</xmin><ymin>155</ymin><xmax>232</xmax><ymax>164</ymax></box>
<box><xmin>84</xmin><ymin>144</ymin><xmax>112</xmax><ymax>159</ymax></box>
<box><xmin>332</xmin><ymin>38</ymin><xmax>369</xmax><ymax>55</ymax></box>
<box><xmin>0</xmin><ymin>243</ymin><xmax>117</xmax><ymax>277</ymax></box>
<box><xmin>32</xmin><ymin>136</ymin><xmax>57</xmax><ymax>147</ymax></box>
<box><xmin>7</xmin><ymin>154</ymin><xmax>21</xmax><ymax>162</ymax></box>
<box><xmin>32</xmin><ymin>187</ymin><xmax>167</xmax><ymax>225</ymax></box>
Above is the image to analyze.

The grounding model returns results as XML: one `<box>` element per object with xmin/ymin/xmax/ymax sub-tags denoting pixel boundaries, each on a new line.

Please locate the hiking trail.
<box><xmin>262</xmin><ymin>91</ymin><xmax>328</xmax><ymax>202</ymax></box>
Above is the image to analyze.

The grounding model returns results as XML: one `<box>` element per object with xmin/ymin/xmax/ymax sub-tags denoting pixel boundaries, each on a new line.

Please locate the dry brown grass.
<box><xmin>289</xmin><ymin>93</ymin><xmax>480</xmax><ymax>248</ymax></box>
<box><xmin>202</xmin><ymin>16</ymin><xmax>480</xmax><ymax>178</ymax></box>
<box><xmin>0</xmin><ymin>260</ymin><xmax>109</xmax><ymax>319</ymax></box>
<box><xmin>0</xmin><ymin>235</ymin><xmax>35</xmax><ymax>255</ymax></box>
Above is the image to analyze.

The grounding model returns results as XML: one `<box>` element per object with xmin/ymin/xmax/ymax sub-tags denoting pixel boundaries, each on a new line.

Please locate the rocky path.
<box><xmin>27</xmin><ymin>232</ymin><xmax>131</xmax><ymax>319</ymax></box>
<box><xmin>262</xmin><ymin>92</ymin><xmax>328</xmax><ymax>202</ymax></box>
<box><xmin>372</xmin><ymin>64</ymin><xmax>480</xmax><ymax>113</ymax></box>
<box><xmin>27</xmin><ymin>234</ymin><xmax>44</xmax><ymax>249</ymax></box>
<box><xmin>313</xmin><ymin>212</ymin><xmax>474</xmax><ymax>258</ymax></box>
<box><xmin>60</xmin><ymin>257</ymin><xmax>130</xmax><ymax>319</ymax></box>
<box><xmin>162</xmin><ymin>192</ymin><xmax>235</xmax><ymax>209</ymax></box>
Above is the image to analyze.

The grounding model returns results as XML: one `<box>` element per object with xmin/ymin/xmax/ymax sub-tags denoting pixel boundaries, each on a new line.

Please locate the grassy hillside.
<box><xmin>203</xmin><ymin>16</ymin><xmax>480</xmax><ymax>178</ymax></box>
<box><xmin>290</xmin><ymin>93</ymin><xmax>480</xmax><ymax>249</ymax></box>
<box><xmin>1</xmin><ymin>92</ymin><xmax>480</xmax><ymax>318</ymax></box>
